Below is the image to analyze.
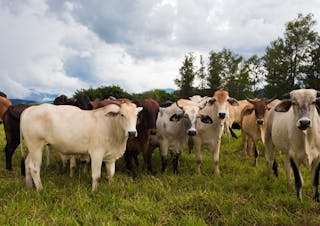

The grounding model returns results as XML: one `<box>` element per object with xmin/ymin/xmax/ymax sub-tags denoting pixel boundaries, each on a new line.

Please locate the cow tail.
<box><xmin>20</xmin><ymin>124</ymin><xmax>25</xmax><ymax>176</ymax></box>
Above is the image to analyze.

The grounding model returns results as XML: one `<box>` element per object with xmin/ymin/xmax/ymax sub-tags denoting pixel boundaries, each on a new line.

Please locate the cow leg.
<box><xmin>264</xmin><ymin>134</ymin><xmax>275</xmax><ymax>171</ymax></box>
<box><xmin>5</xmin><ymin>142</ymin><xmax>20</xmax><ymax>170</ymax></box>
<box><xmin>160</xmin><ymin>142</ymin><xmax>168</xmax><ymax>173</ymax></box>
<box><xmin>188</xmin><ymin>138</ymin><xmax>194</xmax><ymax>153</ymax></box>
<box><xmin>106</xmin><ymin>161</ymin><xmax>116</xmax><ymax>181</ymax></box>
<box><xmin>272</xmin><ymin>160</ymin><xmax>278</xmax><ymax>177</ymax></box>
<box><xmin>283</xmin><ymin>156</ymin><xmax>292</xmax><ymax>185</ymax></box>
<box><xmin>26</xmin><ymin>146</ymin><xmax>44</xmax><ymax>191</ymax></box>
<box><xmin>194</xmin><ymin>139</ymin><xmax>202</xmax><ymax>175</ymax></box>
<box><xmin>290</xmin><ymin>157</ymin><xmax>303</xmax><ymax>200</ymax></box>
<box><xmin>143</xmin><ymin>146</ymin><xmax>154</xmax><ymax>174</ymax></box>
<box><xmin>133</xmin><ymin>154</ymin><xmax>139</xmax><ymax>167</ymax></box>
<box><xmin>45</xmin><ymin>144</ymin><xmax>50</xmax><ymax>168</ymax></box>
<box><xmin>25</xmin><ymin>155</ymin><xmax>33</xmax><ymax>188</ymax></box>
<box><xmin>69</xmin><ymin>156</ymin><xmax>77</xmax><ymax>178</ymax></box>
<box><xmin>90</xmin><ymin>152</ymin><xmax>103</xmax><ymax>191</ymax></box>
<box><xmin>124</xmin><ymin>151</ymin><xmax>133</xmax><ymax>174</ymax></box>
<box><xmin>242</xmin><ymin>132</ymin><xmax>250</xmax><ymax>156</ymax></box>
<box><xmin>173</xmin><ymin>152</ymin><xmax>180</xmax><ymax>174</ymax></box>
<box><xmin>212</xmin><ymin>140</ymin><xmax>221</xmax><ymax>176</ymax></box>
<box><xmin>253</xmin><ymin>142</ymin><xmax>259</xmax><ymax>167</ymax></box>
<box><xmin>311</xmin><ymin>161</ymin><xmax>320</xmax><ymax>202</ymax></box>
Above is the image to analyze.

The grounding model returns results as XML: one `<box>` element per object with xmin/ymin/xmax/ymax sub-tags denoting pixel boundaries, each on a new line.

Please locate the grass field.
<box><xmin>0</xmin><ymin>124</ymin><xmax>320</xmax><ymax>225</ymax></box>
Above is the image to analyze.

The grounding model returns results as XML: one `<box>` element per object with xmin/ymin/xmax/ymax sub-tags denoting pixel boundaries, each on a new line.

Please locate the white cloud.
<box><xmin>0</xmin><ymin>0</ymin><xmax>320</xmax><ymax>100</ymax></box>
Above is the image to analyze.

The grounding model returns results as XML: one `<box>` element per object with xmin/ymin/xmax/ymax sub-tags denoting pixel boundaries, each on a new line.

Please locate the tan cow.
<box><xmin>192</xmin><ymin>89</ymin><xmax>239</xmax><ymax>175</ymax></box>
<box><xmin>21</xmin><ymin>101</ymin><xmax>142</xmax><ymax>191</ymax></box>
<box><xmin>265</xmin><ymin>89</ymin><xmax>320</xmax><ymax>201</ymax></box>
<box><xmin>240</xmin><ymin>98</ymin><xmax>275</xmax><ymax>166</ymax></box>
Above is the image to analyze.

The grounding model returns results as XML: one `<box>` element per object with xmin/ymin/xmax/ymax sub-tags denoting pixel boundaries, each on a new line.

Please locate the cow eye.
<box><xmin>120</xmin><ymin>113</ymin><xmax>125</xmax><ymax>117</ymax></box>
<box><xmin>311</xmin><ymin>101</ymin><xmax>316</xmax><ymax>105</ymax></box>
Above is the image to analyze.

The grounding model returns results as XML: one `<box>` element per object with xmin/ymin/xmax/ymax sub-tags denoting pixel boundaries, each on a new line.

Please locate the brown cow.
<box><xmin>124</xmin><ymin>98</ymin><xmax>159</xmax><ymax>175</ymax></box>
<box><xmin>0</xmin><ymin>94</ymin><xmax>12</xmax><ymax>123</ymax></box>
<box><xmin>3</xmin><ymin>104</ymin><xmax>33</xmax><ymax>171</ymax></box>
<box><xmin>240</xmin><ymin>98</ymin><xmax>276</xmax><ymax>166</ymax></box>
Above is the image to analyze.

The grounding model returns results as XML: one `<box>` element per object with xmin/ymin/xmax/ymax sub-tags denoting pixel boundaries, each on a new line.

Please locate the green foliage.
<box><xmin>132</xmin><ymin>89</ymin><xmax>177</xmax><ymax>102</ymax></box>
<box><xmin>175</xmin><ymin>53</ymin><xmax>196</xmax><ymax>98</ymax></box>
<box><xmin>74</xmin><ymin>85</ymin><xmax>132</xmax><ymax>100</ymax></box>
<box><xmin>1</xmin><ymin>126</ymin><xmax>320</xmax><ymax>225</ymax></box>
<box><xmin>207</xmin><ymin>50</ymin><xmax>223</xmax><ymax>91</ymax></box>
<box><xmin>264</xmin><ymin>13</ymin><xmax>318</xmax><ymax>96</ymax></box>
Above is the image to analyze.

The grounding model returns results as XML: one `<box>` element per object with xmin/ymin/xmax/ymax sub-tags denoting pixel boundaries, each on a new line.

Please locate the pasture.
<box><xmin>0</xmin><ymin>124</ymin><xmax>319</xmax><ymax>225</ymax></box>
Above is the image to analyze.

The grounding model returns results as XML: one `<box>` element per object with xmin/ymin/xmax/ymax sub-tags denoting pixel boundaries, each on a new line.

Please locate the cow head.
<box><xmin>167</xmin><ymin>99</ymin><xmax>213</xmax><ymax>136</ymax></box>
<box><xmin>244</xmin><ymin>97</ymin><xmax>274</xmax><ymax>126</ymax></box>
<box><xmin>275</xmin><ymin>89</ymin><xmax>320</xmax><ymax>130</ymax></box>
<box><xmin>138</xmin><ymin>98</ymin><xmax>160</xmax><ymax>135</ymax></box>
<box><xmin>105</xmin><ymin>101</ymin><xmax>143</xmax><ymax>138</ymax></box>
<box><xmin>207</xmin><ymin>89</ymin><xmax>239</xmax><ymax>120</ymax></box>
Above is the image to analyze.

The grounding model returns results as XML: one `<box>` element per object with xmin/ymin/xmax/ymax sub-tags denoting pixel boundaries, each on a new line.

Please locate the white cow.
<box><xmin>192</xmin><ymin>89</ymin><xmax>239</xmax><ymax>175</ymax></box>
<box><xmin>265</xmin><ymin>89</ymin><xmax>320</xmax><ymax>201</ymax></box>
<box><xmin>150</xmin><ymin>99</ymin><xmax>212</xmax><ymax>173</ymax></box>
<box><xmin>20</xmin><ymin>101</ymin><xmax>142</xmax><ymax>191</ymax></box>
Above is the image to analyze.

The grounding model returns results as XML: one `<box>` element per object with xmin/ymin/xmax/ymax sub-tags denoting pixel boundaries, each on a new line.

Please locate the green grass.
<box><xmin>0</xmin><ymin>124</ymin><xmax>320</xmax><ymax>225</ymax></box>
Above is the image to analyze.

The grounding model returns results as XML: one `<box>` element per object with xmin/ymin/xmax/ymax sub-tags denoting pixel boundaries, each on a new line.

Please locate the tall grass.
<box><xmin>0</xmin><ymin>124</ymin><xmax>319</xmax><ymax>225</ymax></box>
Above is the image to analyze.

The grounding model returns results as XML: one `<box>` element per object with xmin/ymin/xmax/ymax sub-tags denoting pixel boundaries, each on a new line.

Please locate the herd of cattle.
<box><xmin>0</xmin><ymin>89</ymin><xmax>319</xmax><ymax>201</ymax></box>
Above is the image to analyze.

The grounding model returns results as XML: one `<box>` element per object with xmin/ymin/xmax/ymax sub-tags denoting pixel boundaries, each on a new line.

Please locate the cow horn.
<box><xmin>266</xmin><ymin>96</ymin><xmax>277</xmax><ymax>104</ymax></box>
<box><xmin>176</xmin><ymin>101</ymin><xmax>184</xmax><ymax>113</ymax></box>
<box><xmin>245</xmin><ymin>96</ymin><xmax>255</xmax><ymax>104</ymax></box>
<box><xmin>282</xmin><ymin>92</ymin><xmax>291</xmax><ymax>99</ymax></box>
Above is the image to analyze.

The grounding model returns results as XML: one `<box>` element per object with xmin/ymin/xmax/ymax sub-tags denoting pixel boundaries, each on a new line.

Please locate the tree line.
<box><xmin>75</xmin><ymin>13</ymin><xmax>320</xmax><ymax>101</ymax></box>
<box><xmin>175</xmin><ymin>13</ymin><xmax>320</xmax><ymax>99</ymax></box>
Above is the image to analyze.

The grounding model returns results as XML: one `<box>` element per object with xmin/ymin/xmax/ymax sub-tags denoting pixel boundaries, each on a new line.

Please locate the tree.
<box><xmin>74</xmin><ymin>85</ymin><xmax>132</xmax><ymax>100</ymax></box>
<box><xmin>245</xmin><ymin>55</ymin><xmax>266</xmax><ymax>95</ymax></box>
<box><xmin>219</xmin><ymin>49</ymin><xmax>243</xmax><ymax>98</ymax></box>
<box><xmin>264</xmin><ymin>13</ymin><xmax>318</xmax><ymax>96</ymax></box>
<box><xmin>207</xmin><ymin>50</ymin><xmax>223</xmax><ymax>92</ymax></box>
<box><xmin>175</xmin><ymin>53</ymin><xmax>196</xmax><ymax>98</ymax></box>
<box><xmin>304</xmin><ymin>37</ymin><xmax>320</xmax><ymax>90</ymax></box>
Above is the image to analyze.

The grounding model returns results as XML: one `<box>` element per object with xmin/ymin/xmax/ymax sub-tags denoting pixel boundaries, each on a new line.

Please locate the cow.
<box><xmin>124</xmin><ymin>98</ymin><xmax>160</xmax><ymax>175</ymax></box>
<box><xmin>192</xmin><ymin>89</ymin><xmax>239</xmax><ymax>175</ymax></box>
<box><xmin>149</xmin><ymin>98</ymin><xmax>212</xmax><ymax>173</ymax></box>
<box><xmin>265</xmin><ymin>89</ymin><xmax>320</xmax><ymax>201</ymax></box>
<box><xmin>3</xmin><ymin>104</ymin><xmax>33</xmax><ymax>170</ymax></box>
<box><xmin>240</xmin><ymin>98</ymin><xmax>275</xmax><ymax>166</ymax></box>
<box><xmin>0</xmin><ymin>94</ymin><xmax>12</xmax><ymax>123</ymax></box>
<box><xmin>20</xmin><ymin>101</ymin><xmax>142</xmax><ymax>191</ymax></box>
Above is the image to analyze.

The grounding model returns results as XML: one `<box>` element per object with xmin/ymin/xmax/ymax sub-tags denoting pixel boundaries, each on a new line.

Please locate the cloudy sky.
<box><xmin>1</xmin><ymin>0</ymin><xmax>320</xmax><ymax>100</ymax></box>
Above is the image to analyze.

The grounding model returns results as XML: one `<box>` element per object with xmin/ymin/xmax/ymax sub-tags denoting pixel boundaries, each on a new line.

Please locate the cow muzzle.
<box><xmin>150</xmin><ymin>128</ymin><xmax>157</xmax><ymax>135</ymax></box>
<box><xmin>128</xmin><ymin>131</ymin><xmax>137</xmax><ymax>138</ymax></box>
<box><xmin>218</xmin><ymin>112</ymin><xmax>226</xmax><ymax>119</ymax></box>
<box><xmin>297</xmin><ymin>117</ymin><xmax>311</xmax><ymax>130</ymax></box>
<box><xmin>256</xmin><ymin>119</ymin><xmax>264</xmax><ymax>125</ymax></box>
<box><xmin>187</xmin><ymin>130</ymin><xmax>197</xmax><ymax>136</ymax></box>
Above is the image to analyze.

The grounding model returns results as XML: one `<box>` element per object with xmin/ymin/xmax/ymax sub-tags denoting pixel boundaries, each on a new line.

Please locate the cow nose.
<box><xmin>218</xmin><ymin>112</ymin><xmax>226</xmax><ymax>119</ymax></box>
<box><xmin>298</xmin><ymin>119</ymin><xmax>311</xmax><ymax>130</ymax></box>
<box><xmin>150</xmin><ymin>129</ymin><xmax>157</xmax><ymax>135</ymax></box>
<box><xmin>128</xmin><ymin>131</ymin><xmax>137</xmax><ymax>138</ymax></box>
<box><xmin>256</xmin><ymin>119</ymin><xmax>264</xmax><ymax>125</ymax></box>
<box><xmin>187</xmin><ymin>130</ymin><xmax>197</xmax><ymax>136</ymax></box>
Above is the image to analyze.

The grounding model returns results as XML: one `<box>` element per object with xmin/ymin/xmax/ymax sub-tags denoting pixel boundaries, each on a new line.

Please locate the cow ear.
<box><xmin>169</xmin><ymin>114</ymin><xmax>181</xmax><ymax>122</ymax></box>
<box><xmin>105</xmin><ymin>111</ymin><xmax>119</xmax><ymax>117</ymax></box>
<box><xmin>200</xmin><ymin>114</ymin><xmax>213</xmax><ymax>124</ymax></box>
<box><xmin>243</xmin><ymin>108</ymin><xmax>254</xmax><ymax>116</ymax></box>
<box><xmin>207</xmin><ymin>98</ymin><xmax>216</xmax><ymax>105</ymax></box>
<box><xmin>316</xmin><ymin>98</ymin><xmax>320</xmax><ymax>112</ymax></box>
<box><xmin>228</xmin><ymin>98</ymin><xmax>239</xmax><ymax>106</ymax></box>
<box><xmin>275</xmin><ymin>99</ymin><xmax>291</xmax><ymax>112</ymax></box>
